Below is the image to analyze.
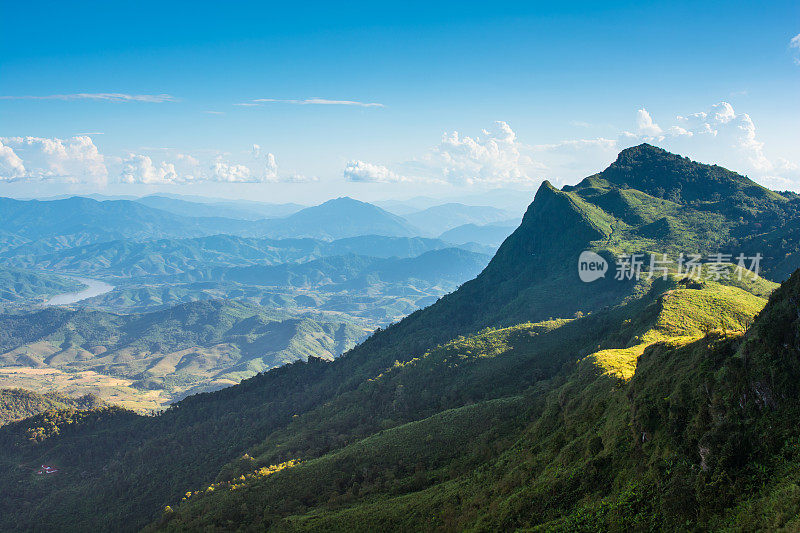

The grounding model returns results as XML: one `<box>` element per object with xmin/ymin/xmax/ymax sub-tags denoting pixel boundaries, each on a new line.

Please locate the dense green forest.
<box><xmin>3</xmin><ymin>145</ymin><xmax>800</xmax><ymax>531</ymax></box>
<box><xmin>0</xmin><ymin>388</ymin><xmax>103</xmax><ymax>426</ymax></box>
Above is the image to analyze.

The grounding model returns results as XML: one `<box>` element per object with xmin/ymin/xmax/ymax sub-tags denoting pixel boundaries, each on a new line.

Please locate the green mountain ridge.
<box><xmin>3</xmin><ymin>235</ymin><xmax>488</xmax><ymax>280</ymax></box>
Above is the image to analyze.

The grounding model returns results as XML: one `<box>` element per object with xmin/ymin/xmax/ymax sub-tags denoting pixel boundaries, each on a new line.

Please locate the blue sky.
<box><xmin>1</xmin><ymin>1</ymin><xmax>798</xmax><ymax>204</ymax></box>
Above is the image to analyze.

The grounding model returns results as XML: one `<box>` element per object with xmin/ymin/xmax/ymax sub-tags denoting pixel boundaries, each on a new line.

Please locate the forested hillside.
<box><xmin>0</xmin><ymin>389</ymin><xmax>103</xmax><ymax>426</ymax></box>
<box><xmin>0</xmin><ymin>300</ymin><xmax>368</xmax><ymax>406</ymax></box>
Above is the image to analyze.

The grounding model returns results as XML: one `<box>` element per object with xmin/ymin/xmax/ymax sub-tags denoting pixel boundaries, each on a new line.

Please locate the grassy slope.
<box><xmin>153</xmin><ymin>271</ymin><xmax>782</xmax><ymax>531</ymax></box>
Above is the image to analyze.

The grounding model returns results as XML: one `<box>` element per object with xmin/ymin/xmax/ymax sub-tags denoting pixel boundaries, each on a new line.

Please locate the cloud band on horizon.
<box><xmin>239</xmin><ymin>97</ymin><xmax>384</xmax><ymax>108</ymax></box>
<box><xmin>0</xmin><ymin>93</ymin><xmax>177</xmax><ymax>103</ymax></box>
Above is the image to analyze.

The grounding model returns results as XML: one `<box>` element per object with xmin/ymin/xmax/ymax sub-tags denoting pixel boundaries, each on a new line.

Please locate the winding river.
<box><xmin>46</xmin><ymin>276</ymin><xmax>115</xmax><ymax>306</ymax></box>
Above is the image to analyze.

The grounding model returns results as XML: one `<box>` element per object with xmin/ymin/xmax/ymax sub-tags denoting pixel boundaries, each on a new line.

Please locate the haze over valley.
<box><xmin>0</xmin><ymin>194</ymin><xmax>515</xmax><ymax>407</ymax></box>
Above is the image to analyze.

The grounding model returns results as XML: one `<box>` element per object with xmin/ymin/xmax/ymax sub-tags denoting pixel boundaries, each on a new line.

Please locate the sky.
<box><xmin>0</xmin><ymin>0</ymin><xmax>798</xmax><ymax>205</ymax></box>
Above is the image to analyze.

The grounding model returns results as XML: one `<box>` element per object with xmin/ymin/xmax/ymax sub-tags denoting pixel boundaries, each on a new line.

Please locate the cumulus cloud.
<box><xmin>422</xmin><ymin>121</ymin><xmax>534</xmax><ymax>185</ymax></box>
<box><xmin>0</xmin><ymin>93</ymin><xmax>176</xmax><ymax>103</ymax></box>
<box><xmin>120</xmin><ymin>154</ymin><xmax>180</xmax><ymax>184</ymax></box>
<box><xmin>346</xmin><ymin>121</ymin><xmax>538</xmax><ymax>186</ymax></box>
<box><xmin>209</xmin><ymin>148</ymin><xmax>279</xmax><ymax>183</ymax></box>
<box><xmin>622</xmin><ymin>102</ymin><xmax>795</xmax><ymax>181</ymax></box>
<box><xmin>211</xmin><ymin>158</ymin><xmax>253</xmax><ymax>182</ymax></box>
<box><xmin>398</xmin><ymin>121</ymin><xmax>537</xmax><ymax>185</ymax></box>
<box><xmin>115</xmin><ymin>147</ymin><xmax>285</xmax><ymax>184</ymax></box>
<box><xmin>791</xmin><ymin>33</ymin><xmax>800</xmax><ymax>64</ymax></box>
<box><xmin>635</xmin><ymin>109</ymin><xmax>663</xmax><ymax>136</ymax></box>
<box><xmin>344</xmin><ymin>160</ymin><xmax>405</xmax><ymax>183</ymax></box>
<box><xmin>0</xmin><ymin>136</ymin><xmax>108</xmax><ymax>185</ymax></box>
<box><xmin>0</xmin><ymin>140</ymin><xmax>26</xmax><ymax>180</ymax></box>
<box><xmin>0</xmin><ymin>136</ymin><xmax>293</xmax><ymax>186</ymax></box>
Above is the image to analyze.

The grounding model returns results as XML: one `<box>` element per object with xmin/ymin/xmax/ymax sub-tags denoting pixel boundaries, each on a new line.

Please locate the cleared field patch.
<box><xmin>0</xmin><ymin>367</ymin><xmax>168</xmax><ymax>411</ymax></box>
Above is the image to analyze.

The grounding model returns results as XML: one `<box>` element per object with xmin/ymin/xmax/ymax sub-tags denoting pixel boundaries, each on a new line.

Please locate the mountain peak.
<box><xmin>274</xmin><ymin>197</ymin><xmax>419</xmax><ymax>239</ymax></box>
<box><xmin>325</xmin><ymin>196</ymin><xmax>364</xmax><ymax>205</ymax></box>
<box><xmin>615</xmin><ymin>142</ymin><xmax>668</xmax><ymax>159</ymax></box>
<box><xmin>596</xmin><ymin>144</ymin><xmax>780</xmax><ymax>204</ymax></box>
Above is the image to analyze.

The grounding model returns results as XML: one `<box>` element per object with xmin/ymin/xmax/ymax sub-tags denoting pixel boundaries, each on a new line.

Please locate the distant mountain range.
<box><xmin>0</xmin><ymin>196</ymin><xmax>239</xmax><ymax>251</ymax></box>
<box><xmin>134</xmin><ymin>195</ymin><xmax>305</xmax><ymax>220</ymax></box>
<box><xmin>401</xmin><ymin>203</ymin><xmax>516</xmax><ymax>235</ymax></box>
<box><xmin>375</xmin><ymin>188</ymin><xmax>535</xmax><ymax>214</ymax></box>
<box><xmin>214</xmin><ymin>248</ymin><xmax>490</xmax><ymax>289</ymax></box>
<box><xmin>1</xmin><ymin>196</ymin><xmax>513</xmax><ymax>253</ymax></box>
<box><xmin>438</xmin><ymin>221</ymin><xmax>518</xmax><ymax>247</ymax></box>
<box><xmin>0</xmin><ymin>194</ymin><xmax>528</xmax><ymax>254</ymax></box>
<box><xmin>3</xmin><ymin>234</ymin><xmax>491</xmax><ymax>280</ymax></box>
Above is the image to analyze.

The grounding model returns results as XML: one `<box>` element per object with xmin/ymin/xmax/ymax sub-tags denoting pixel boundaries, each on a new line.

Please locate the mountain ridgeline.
<box><xmin>0</xmin><ymin>197</ymin><xmax>420</xmax><ymax>253</ymax></box>
<box><xmin>4</xmin><ymin>145</ymin><xmax>800</xmax><ymax>531</ymax></box>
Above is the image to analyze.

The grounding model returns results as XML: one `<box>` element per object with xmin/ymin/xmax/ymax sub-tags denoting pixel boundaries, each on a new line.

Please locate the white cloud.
<box><xmin>0</xmin><ymin>138</ymin><xmax>288</xmax><ymax>186</ymax></box>
<box><xmin>343</xmin><ymin>160</ymin><xmax>405</xmax><ymax>183</ymax></box>
<box><xmin>791</xmin><ymin>33</ymin><xmax>800</xmax><ymax>64</ymax></box>
<box><xmin>0</xmin><ymin>93</ymin><xmax>176</xmax><ymax>103</ymax></box>
<box><xmin>209</xmin><ymin>150</ymin><xmax>278</xmax><ymax>183</ymax></box>
<box><xmin>344</xmin><ymin>121</ymin><xmax>602</xmax><ymax>187</ymax></box>
<box><xmin>0</xmin><ymin>136</ymin><xmax>108</xmax><ymax>185</ymax></box>
<box><xmin>0</xmin><ymin>140</ymin><xmax>26</xmax><ymax>180</ymax></box>
<box><xmin>621</xmin><ymin>102</ymin><xmax>794</xmax><ymax>180</ymax></box>
<box><xmin>115</xmin><ymin>147</ymin><xmax>283</xmax><ymax>184</ymax></box>
<box><xmin>120</xmin><ymin>154</ymin><xmax>180</xmax><ymax>184</ymax></box>
<box><xmin>399</xmin><ymin>121</ymin><xmax>536</xmax><ymax>185</ymax></box>
<box><xmin>636</xmin><ymin>108</ymin><xmax>663</xmax><ymax>136</ymax></box>
<box><xmin>251</xmin><ymin>146</ymin><xmax>279</xmax><ymax>181</ymax></box>
<box><xmin>248</xmin><ymin>97</ymin><xmax>384</xmax><ymax>108</ymax></box>
<box><xmin>211</xmin><ymin>158</ymin><xmax>254</xmax><ymax>182</ymax></box>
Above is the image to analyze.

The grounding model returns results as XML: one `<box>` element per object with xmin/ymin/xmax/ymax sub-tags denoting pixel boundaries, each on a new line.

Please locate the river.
<box><xmin>46</xmin><ymin>276</ymin><xmax>115</xmax><ymax>306</ymax></box>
